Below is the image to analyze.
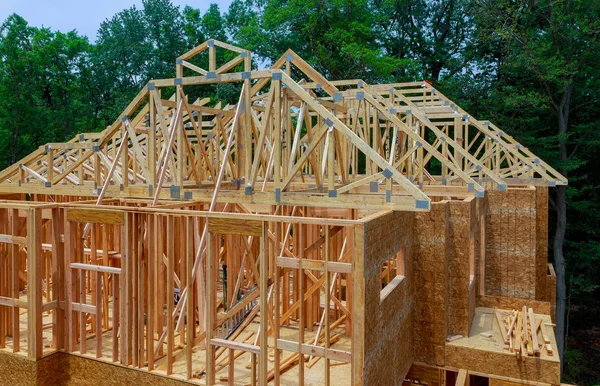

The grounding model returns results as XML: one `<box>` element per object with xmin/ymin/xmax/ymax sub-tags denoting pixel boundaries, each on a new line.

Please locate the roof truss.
<box><xmin>0</xmin><ymin>41</ymin><xmax>566</xmax><ymax>211</ymax></box>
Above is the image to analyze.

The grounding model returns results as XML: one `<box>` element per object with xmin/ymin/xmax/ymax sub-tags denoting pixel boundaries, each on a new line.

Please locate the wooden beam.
<box><xmin>456</xmin><ymin>369</ymin><xmax>468</xmax><ymax>386</ymax></box>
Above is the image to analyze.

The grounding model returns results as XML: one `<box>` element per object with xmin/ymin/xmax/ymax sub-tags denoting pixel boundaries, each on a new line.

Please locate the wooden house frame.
<box><xmin>0</xmin><ymin>40</ymin><xmax>565</xmax><ymax>386</ymax></box>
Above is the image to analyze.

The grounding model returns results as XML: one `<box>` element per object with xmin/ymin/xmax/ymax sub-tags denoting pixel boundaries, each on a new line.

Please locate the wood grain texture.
<box><xmin>66</xmin><ymin>208</ymin><xmax>125</xmax><ymax>225</ymax></box>
<box><xmin>207</xmin><ymin>217</ymin><xmax>262</xmax><ymax>236</ymax></box>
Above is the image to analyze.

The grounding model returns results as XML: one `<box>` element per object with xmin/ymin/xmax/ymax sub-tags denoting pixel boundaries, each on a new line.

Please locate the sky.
<box><xmin>0</xmin><ymin>0</ymin><xmax>233</xmax><ymax>42</ymax></box>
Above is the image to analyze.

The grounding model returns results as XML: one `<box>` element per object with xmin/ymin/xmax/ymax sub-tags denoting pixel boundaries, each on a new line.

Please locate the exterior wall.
<box><xmin>361</xmin><ymin>211</ymin><xmax>414</xmax><ymax>385</ymax></box>
<box><xmin>535</xmin><ymin>186</ymin><xmax>549</xmax><ymax>301</ymax></box>
<box><xmin>547</xmin><ymin>263</ymin><xmax>557</xmax><ymax>320</ymax></box>
<box><xmin>445</xmin><ymin>343</ymin><xmax>560</xmax><ymax>385</ymax></box>
<box><xmin>413</xmin><ymin>202</ymin><xmax>448</xmax><ymax>366</ymax></box>
<box><xmin>446</xmin><ymin>199</ymin><xmax>478</xmax><ymax>337</ymax></box>
<box><xmin>485</xmin><ymin>188</ymin><xmax>538</xmax><ymax>299</ymax></box>
<box><xmin>535</xmin><ymin>186</ymin><xmax>557</xmax><ymax>318</ymax></box>
<box><xmin>413</xmin><ymin>198</ymin><xmax>481</xmax><ymax>365</ymax></box>
<box><xmin>0</xmin><ymin>350</ymin><xmax>193</xmax><ymax>386</ymax></box>
<box><xmin>0</xmin><ymin>351</ymin><xmax>39</xmax><ymax>385</ymax></box>
<box><xmin>353</xmin><ymin>222</ymin><xmax>366</xmax><ymax>386</ymax></box>
<box><xmin>478</xmin><ymin>294</ymin><xmax>552</xmax><ymax>314</ymax></box>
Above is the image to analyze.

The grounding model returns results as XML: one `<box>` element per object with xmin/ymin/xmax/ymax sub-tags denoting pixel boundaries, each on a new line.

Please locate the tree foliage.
<box><xmin>226</xmin><ymin>0</ymin><xmax>417</xmax><ymax>81</ymax></box>
<box><xmin>0</xmin><ymin>15</ymin><xmax>94</xmax><ymax>166</ymax></box>
<box><xmin>468</xmin><ymin>0</ymin><xmax>600</xmax><ymax>372</ymax></box>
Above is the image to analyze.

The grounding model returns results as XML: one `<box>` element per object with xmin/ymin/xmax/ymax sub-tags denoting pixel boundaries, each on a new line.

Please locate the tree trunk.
<box><xmin>429</xmin><ymin>62</ymin><xmax>443</xmax><ymax>82</ymax></box>
<box><xmin>554</xmin><ymin>85</ymin><xmax>571</xmax><ymax>376</ymax></box>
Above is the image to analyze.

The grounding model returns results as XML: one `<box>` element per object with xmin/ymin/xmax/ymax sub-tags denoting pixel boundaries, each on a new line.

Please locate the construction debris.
<box><xmin>496</xmin><ymin>307</ymin><xmax>554</xmax><ymax>358</ymax></box>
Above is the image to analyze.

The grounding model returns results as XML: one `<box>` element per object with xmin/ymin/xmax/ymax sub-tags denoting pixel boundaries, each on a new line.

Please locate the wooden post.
<box><xmin>175</xmin><ymin>64</ymin><xmax>184</xmax><ymax>188</ymax></box>
<box><xmin>206</xmin><ymin>230</ymin><xmax>216</xmax><ymax>385</ymax></box>
<box><xmin>121</xmin><ymin>131</ymin><xmax>129</xmax><ymax>189</ymax></box>
<box><xmin>77</xmin><ymin>149</ymin><xmax>84</xmax><ymax>184</ymax></box>
<box><xmin>273</xmin><ymin>78</ymin><xmax>281</xmax><ymax>197</ymax></box>
<box><xmin>454</xmin><ymin>116</ymin><xmax>463</xmax><ymax>170</ymax></box>
<box><xmin>243</xmin><ymin>51</ymin><xmax>252</xmax><ymax>188</ymax></box>
<box><xmin>148</xmin><ymin>91</ymin><xmax>157</xmax><ymax>189</ymax></box>
<box><xmin>64</xmin><ymin>220</ymin><xmax>74</xmax><ymax>353</ymax></box>
<box><xmin>166</xmin><ymin>215</ymin><xmax>174</xmax><ymax>375</ymax></box>
<box><xmin>27</xmin><ymin>207</ymin><xmax>43</xmax><ymax>359</ymax></box>
<box><xmin>274</xmin><ymin>221</ymin><xmax>281</xmax><ymax>384</ymax></box>
<box><xmin>186</xmin><ymin>216</ymin><xmax>194</xmax><ymax>379</ymax></box>
<box><xmin>120</xmin><ymin>214</ymin><xmax>129</xmax><ymax>365</ymax></box>
<box><xmin>147</xmin><ymin>214</ymin><xmax>155</xmax><ymax>370</ymax></box>
<box><xmin>251</xmin><ymin>352</ymin><xmax>257</xmax><ymax>386</ymax></box>
<box><xmin>298</xmin><ymin>222</ymin><xmax>305</xmax><ymax>383</ymax></box>
<box><xmin>96</xmin><ymin>270</ymin><xmax>103</xmax><ymax>358</ymax></box>
<box><xmin>259</xmin><ymin>222</ymin><xmax>268</xmax><ymax>385</ymax></box>
<box><xmin>51</xmin><ymin>208</ymin><xmax>64</xmax><ymax>350</ymax></box>
<box><xmin>324</xmin><ymin>225</ymin><xmax>331</xmax><ymax>386</ymax></box>
<box><xmin>11</xmin><ymin>209</ymin><xmax>20</xmax><ymax>353</ymax></box>
<box><xmin>328</xmin><ymin>126</ymin><xmax>335</xmax><ymax>193</ymax></box>
<box><xmin>113</xmin><ymin>269</ymin><xmax>120</xmax><ymax>362</ymax></box>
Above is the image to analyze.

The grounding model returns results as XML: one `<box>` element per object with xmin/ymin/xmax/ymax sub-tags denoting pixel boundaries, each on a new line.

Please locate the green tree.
<box><xmin>182</xmin><ymin>6</ymin><xmax>206</xmax><ymax>47</ymax></box>
<box><xmin>226</xmin><ymin>0</ymin><xmax>413</xmax><ymax>81</ymax></box>
<box><xmin>371</xmin><ymin>0</ymin><xmax>474</xmax><ymax>81</ymax></box>
<box><xmin>143</xmin><ymin>0</ymin><xmax>187</xmax><ymax>77</ymax></box>
<box><xmin>94</xmin><ymin>0</ymin><xmax>186</xmax><ymax>122</ymax></box>
<box><xmin>0</xmin><ymin>15</ymin><xmax>94</xmax><ymax>168</ymax></box>
<box><xmin>201</xmin><ymin>4</ymin><xmax>228</xmax><ymax>41</ymax></box>
<box><xmin>470</xmin><ymin>0</ymin><xmax>600</xmax><ymax>371</ymax></box>
<box><xmin>0</xmin><ymin>14</ymin><xmax>38</xmax><ymax>166</ymax></box>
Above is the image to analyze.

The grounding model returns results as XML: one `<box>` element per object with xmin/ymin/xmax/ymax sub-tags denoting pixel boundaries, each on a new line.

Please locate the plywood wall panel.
<box><xmin>362</xmin><ymin>211</ymin><xmax>414</xmax><ymax>385</ymax></box>
<box><xmin>0</xmin><ymin>351</ymin><xmax>38</xmax><ymax>386</ymax></box>
<box><xmin>445</xmin><ymin>344</ymin><xmax>560</xmax><ymax>385</ymax></box>
<box><xmin>446</xmin><ymin>199</ymin><xmax>477</xmax><ymax>337</ymax></box>
<box><xmin>485</xmin><ymin>188</ymin><xmax>539</xmax><ymax>299</ymax></box>
<box><xmin>536</xmin><ymin>187</ymin><xmax>549</xmax><ymax>301</ymax></box>
<box><xmin>413</xmin><ymin>202</ymin><xmax>448</xmax><ymax>366</ymax></box>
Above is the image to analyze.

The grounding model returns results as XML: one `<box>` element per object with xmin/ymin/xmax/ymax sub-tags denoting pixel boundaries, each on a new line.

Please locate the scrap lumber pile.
<box><xmin>495</xmin><ymin>307</ymin><xmax>553</xmax><ymax>359</ymax></box>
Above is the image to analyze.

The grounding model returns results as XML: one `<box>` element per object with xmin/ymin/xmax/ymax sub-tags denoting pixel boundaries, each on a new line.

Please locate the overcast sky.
<box><xmin>0</xmin><ymin>0</ymin><xmax>233</xmax><ymax>42</ymax></box>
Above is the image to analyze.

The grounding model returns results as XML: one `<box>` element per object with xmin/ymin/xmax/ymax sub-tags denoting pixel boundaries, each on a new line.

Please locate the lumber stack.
<box><xmin>495</xmin><ymin>307</ymin><xmax>554</xmax><ymax>359</ymax></box>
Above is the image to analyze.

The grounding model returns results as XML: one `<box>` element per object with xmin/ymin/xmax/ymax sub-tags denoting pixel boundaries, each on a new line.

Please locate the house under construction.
<box><xmin>0</xmin><ymin>40</ymin><xmax>566</xmax><ymax>386</ymax></box>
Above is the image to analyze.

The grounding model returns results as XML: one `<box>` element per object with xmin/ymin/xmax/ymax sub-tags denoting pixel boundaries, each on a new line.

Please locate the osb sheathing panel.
<box><xmin>489</xmin><ymin>379</ymin><xmax>531</xmax><ymax>386</ymax></box>
<box><xmin>477</xmin><ymin>295</ymin><xmax>551</xmax><ymax>315</ymax></box>
<box><xmin>0</xmin><ymin>351</ymin><xmax>193</xmax><ymax>386</ymax></box>
<box><xmin>445</xmin><ymin>344</ymin><xmax>560</xmax><ymax>385</ymax></box>
<box><xmin>36</xmin><ymin>352</ymin><xmax>70</xmax><ymax>386</ymax></box>
<box><xmin>535</xmin><ymin>187</ymin><xmax>549</xmax><ymax>301</ymax></box>
<box><xmin>414</xmin><ymin>202</ymin><xmax>448</xmax><ymax>366</ymax></box>
<box><xmin>473</xmin><ymin>196</ymin><xmax>487</xmax><ymax>325</ymax></box>
<box><xmin>485</xmin><ymin>188</ymin><xmax>537</xmax><ymax>299</ymax></box>
<box><xmin>446</xmin><ymin>199</ymin><xmax>477</xmax><ymax>337</ymax></box>
<box><xmin>363</xmin><ymin>211</ymin><xmax>414</xmax><ymax>386</ymax></box>
<box><xmin>353</xmin><ymin>222</ymin><xmax>366</xmax><ymax>386</ymax></box>
<box><xmin>66</xmin><ymin>354</ymin><xmax>190</xmax><ymax>385</ymax></box>
<box><xmin>0</xmin><ymin>351</ymin><xmax>37</xmax><ymax>386</ymax></box>
<box><xmin>546</xmin><ymin>264</ymin><xmax>557</xmax><ymax>321</ymax></box>
<box><xmin>364</xmin><ymin>210</ymin><xmax>412</xmax><ymax>273</ymax></box>
<box><xmin>0</xmin><ymin>350</ymin><xmax>70</xmax><ymax>386</ymax></box>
